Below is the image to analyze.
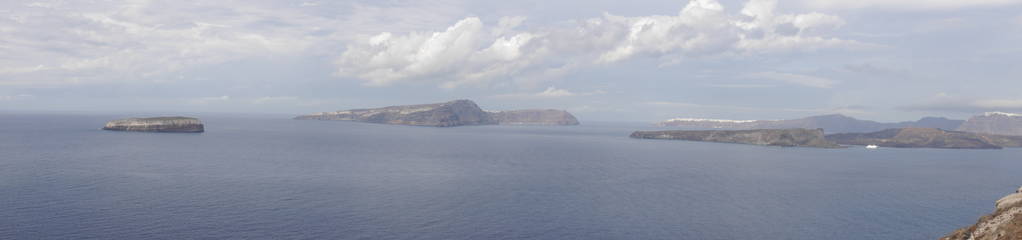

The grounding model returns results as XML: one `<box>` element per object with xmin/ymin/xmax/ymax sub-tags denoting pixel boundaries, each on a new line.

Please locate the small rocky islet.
<box><xmin>102</xmin><ymin>117</ymin><xmax>204</xmax><ymax>133</ymax></box>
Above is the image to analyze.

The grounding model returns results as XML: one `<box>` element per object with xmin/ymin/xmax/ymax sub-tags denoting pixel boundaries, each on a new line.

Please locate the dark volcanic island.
<box><xmin>629</xmin><ymin>128</ymin><xmax>842</xmax><ymax>148</ymax></box>
<box><xmin>295</xmin><ymin>99</ymin><xmax>579</xmax><ymax>127</ymax></box>
<box><xmin>102</xmin><ymin>117</ymin><xmax>204</xmax><ymax>133</ymax></box>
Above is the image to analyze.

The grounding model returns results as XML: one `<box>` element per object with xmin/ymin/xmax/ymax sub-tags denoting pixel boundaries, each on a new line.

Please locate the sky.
<box><xmin>1</xmin><ymin>0</ymin><xmax>1021</xmax><ymax>122</ymax></box>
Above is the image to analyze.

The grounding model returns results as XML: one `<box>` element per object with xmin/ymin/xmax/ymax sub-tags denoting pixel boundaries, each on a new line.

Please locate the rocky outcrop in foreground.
<box><xmin>489</xmin><ymin>109</ymin><xmax>579</xmax><ymax>125</ymax></box>
<box><xmin>295</xmin><ymin>100</ymin><xmax>580</xmax><ymax>127</ymax></box>
<box><xmin>958</xmin><ymin>112</ymin><xmax>1022</xmax><ymax>136</ymax></box>
<box><xmin>943</xmin><ymin>186</ymin><xmax>1022</xmax><ymax>240</ymax></box>
<box><xmin>824</xmin><ymin>128</ymin><xmax>1022</xmax><ymax>149</ymax></box>
<box><xmin>629</xmin><ymin>128</ymin><xmax>841</xmax><ymax>148</ymax></box>
<box><xmin>102</xmin><ymin>117</ymin><xmax>204</xmax><ymax>133</ymax></box>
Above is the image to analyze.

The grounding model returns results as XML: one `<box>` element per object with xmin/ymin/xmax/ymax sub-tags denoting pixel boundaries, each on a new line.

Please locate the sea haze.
<box><xmin>2</xmin><ymin>113</ymin><xmax>1020</xmax><ymax>239</ymax></box>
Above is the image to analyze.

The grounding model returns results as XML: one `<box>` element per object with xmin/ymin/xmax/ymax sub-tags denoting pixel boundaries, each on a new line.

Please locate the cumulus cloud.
<box><xmin>900</xmin><ymin>93</ymin><xmax>1022</xmax><ymax>113</ymax></box>
<box><xmin>798</xmin><ymin>0</ymin><xmax>1022</xmax><ymax>10</ymax></box>
<box><xmin>744</xmin><ymin>71</ymin><xmax>839</xmax><ymax>88</ymax></box>
<box><xmin>0</xmin><ymin>0</ymin><xmax>466</xmax><ymax>86</ymax></box>
<box><xmin>335</xmin><ymin>17</ymin><xmax>523</xmax><ymax>87</ymax></box>
<box><xmin>0</xmin><ymin>0</ymin><xmax>867</xmax><ymax>90</ymax></box>
<box><xmin>0</xmin><ymin>1</ymin><xmax>333</xmax><ymax>86</ymax></box>
<box><xmin>335</xmin><ymin>0</ymin><xmax>864</xmax><ymax>88</ymax></box>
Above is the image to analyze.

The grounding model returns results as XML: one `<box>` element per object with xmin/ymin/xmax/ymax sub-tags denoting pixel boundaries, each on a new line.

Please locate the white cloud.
<box><xmin>0</xmin><ymin>1</ymin><xmax>329</xmax><ymax>86</ymax></box>
<box><xmin>646</xmin><ymin>101</ymin><xmax>703</xmax><ymax>108</ymax></box>
<box><xmin>647</xmin><ymin>101</ymin><xmax>869</xmax><ymax>115</ymax></box>
<box><xmin>0</xmin><ymin>0</ymin><xmax>869</xmax><ymax>90</ymax></box>
<box><xmin>567</xmin><ymin>105</ymin><xmax>627</xmax><ymax>114</ymax></box>
<box><xmin>745</xmin><ymin>71</ymin><xmax>839</xmax><ymax>88</ymax></box>
<box><xmin>336</xmin><ymin>17</ymin><xmax>509</xmax><ymax>87</ymax></box>
<box><xmin>335</xmin><ymin>0</ymin><xmax>864</xmax><ymax>88</ymax></box>
<box><xmin>252</xmin><ymin>96</ymin><xmax>300</xmax><ymax>104</ymax></box>
<box><xmin>902</xmin><ymin>93</ymin><xmax>1022</xmax><ymax>112</ymax></box>
<box><xmin>704</xmin><ymin>83</ymin><xmax>775</xmax><ymax>88</ymax></box>
<box><xmin>798</xmin><ymin>0</ymin><xmax>1022</xmax><ymax>11</ymax></box>
<box><xmin>973</xmin><ymin>99</ymin><xmax>1022</xmax><ymax>109</ymax></box>
<box><xmin>0</xmin><ymin>94</ymin><xmax>34</xmax><ymax>101</ymax></box>
<box><xmin>188</xmin><ymin>96</ymin><xmax>231</xmax><ymax>105</ymax></box>
<box><xmin>535</xmin><ymin>87</ymin><xmax>578</xmax><ymax>97</ymax></box>
<box><xmin>0</xmin><ymin>0</ymin><xmax>468</xmax><ymax>86</ymax></box>
<box><xmin>491</xmin><ymin>87</ymin><xmax>605</xmax><ymax>99</ymax></box>
<box><xmin>25</xmin><ymin>2</ymin><xmax>57</xmax><ymax>9</ymax></box>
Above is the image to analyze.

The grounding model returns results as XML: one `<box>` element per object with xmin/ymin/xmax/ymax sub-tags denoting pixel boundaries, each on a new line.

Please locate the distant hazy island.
<box><xmin>647</xmin><ymin>111</ymin><xmax>1022</xmax><ymax>149</ymax></box>
<box><xmin>630</xmin><ymin>128</ymin><xmax>842</xmax><ymax>148</ymax></box>
<box><xmin>656</xmin><ymin>112</ymin><xmax>1022</xmax><ymax>137</ymax></box>
<box><xmin>656</xmin><ymin>114</ymin><xmax>963</xmax><ymax>133</ymax></box>
<box><xmin>943</xmin><ymin>186</ymin><xmax>1022</xmax><ymax>240</ymax></box>
<box><xmin>630</xmin><ymin>127</ymin><xmax>1022</xmax><ymax>149</ymax></box>
<box><xmin>958</xmin><ymin>112</ymin><xmax>1022</xmax><ymax>136</ymax></box>
<box><xmin>102</xmin><ymin>117</ymin><xmax>204</xmax><ymax>133</ymax></box>
<box><xmin>295</xmin><ymin>99</ymin><xmax>579</xmax><ymax>127</ymax></box>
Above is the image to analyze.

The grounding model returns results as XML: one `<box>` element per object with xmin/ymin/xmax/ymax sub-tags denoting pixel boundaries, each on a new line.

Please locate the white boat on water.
<box><xmin>866</xmin><ymin>145</ymin><xmax>879</xmax><ymax>149</ymax></box>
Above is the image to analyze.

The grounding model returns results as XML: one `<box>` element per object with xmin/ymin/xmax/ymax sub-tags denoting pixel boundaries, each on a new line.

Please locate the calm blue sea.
<box><xmin>2</xmin><ymin>113</ymin><xmax>1020</xmax><ymax>240</ymax></box>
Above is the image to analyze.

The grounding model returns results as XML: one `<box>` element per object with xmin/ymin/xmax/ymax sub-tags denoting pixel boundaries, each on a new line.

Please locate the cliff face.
<box><xmin>824</xmin><ymin>128</ymin><xmax>1013</xmax><ymax>149</ymax></box>
<box><xmin>629</xmin><ymin>128</ymin><xmax>841</xmax><ymax>148</ymax></box>
<box><xmin>657</xmin><ymin>114</ymin><xmax>964</xmax><ymax>134</ymax></box>
<box><xmin>294</xmin><ymin>99</ymin><xmax>497</xmax><ymax>127</ymax></box>
<box><xmin>958</xmin><ymin>112</ymin><xmax>1022</xmax><ymax>136</ymax></box>
<box><xmin>488</xmin><ymin>109</ymin><xmax>580</xmax><ymax>125</ymax></box>
<box><xmin>943</xmin><ymin>186</ymin><xmax>1022</xmax><ymax>240</ymax></box>
<box><xmin>102</xmin><ymin>117</ymin><xmax>204</xmax><ymax>133</ymax></box>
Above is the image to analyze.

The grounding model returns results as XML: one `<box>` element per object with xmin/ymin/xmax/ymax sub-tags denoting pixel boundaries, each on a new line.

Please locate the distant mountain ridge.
<box><xmin>957</xmin><ymin>112</ymin><xmax>1022</xmax><ymax>136</ymax></box>
<box><xmin>658</xmin><ymin>114</ymin><xmax>964</xmax><ymax>133</ymax></box>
